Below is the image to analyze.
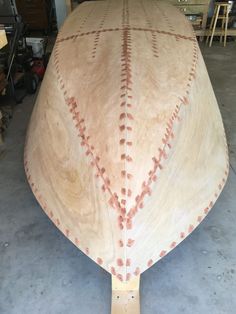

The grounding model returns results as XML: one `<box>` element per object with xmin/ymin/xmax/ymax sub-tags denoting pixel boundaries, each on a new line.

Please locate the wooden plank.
<box><xmin>0</xmin><ymin>30</ymin><xmax>7</xmax><ymax>49</ymax></box>
<box><xmin>168</xmin><ymin>0</ymin><xmax>209</xmax><ymax>4</ymax></box>
<box><xmin>65</xmin><ymin>0</ymin><xmax>73</xmax><ymax>14</ymax></box>
<box><xmin>112</xmin><ymin>276</ymin><xmax>140</xmax><ymax>314</ymax></box>
<box><xmin>0</xmin><ymin>69</ymin><xmax>7</xmax><ymax>95</ymax></box>
<box><xmin>205</xmin><ymin>27</ymin><xmax>236</xmax><ymax>36</ymax></box>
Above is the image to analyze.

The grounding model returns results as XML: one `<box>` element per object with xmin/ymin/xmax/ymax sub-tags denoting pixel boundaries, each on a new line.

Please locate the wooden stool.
<box><xmin>206</xmin><ymin>2</ymin><xmax>231</xmax><ymax>47</ymax></box>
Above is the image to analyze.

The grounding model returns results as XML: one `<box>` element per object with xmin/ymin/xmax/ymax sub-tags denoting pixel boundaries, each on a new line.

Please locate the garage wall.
<box><xmin>54</xmin><ymin>0</ymin><xmax>68</xmax><ymax>30</ymax></box>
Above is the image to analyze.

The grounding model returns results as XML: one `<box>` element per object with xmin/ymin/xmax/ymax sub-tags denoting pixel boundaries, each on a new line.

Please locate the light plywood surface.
<box><xmin>24</xmin><ymin>1</ymin><xmax>228</xmax><ymax>311</ymax></box>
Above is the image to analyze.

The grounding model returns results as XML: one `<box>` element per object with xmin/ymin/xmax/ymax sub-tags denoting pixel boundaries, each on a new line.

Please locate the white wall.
<box><xmin>54</xmin><ymin>0</ymin><xmax>68</xmax><ymax>30</ymax></box>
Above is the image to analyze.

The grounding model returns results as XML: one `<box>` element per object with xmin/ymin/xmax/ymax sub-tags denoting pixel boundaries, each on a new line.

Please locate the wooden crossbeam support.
<box><xmin>111</xmin><ymin>275</ymin><xmax>140</xmax><ymax>314</ymax></box>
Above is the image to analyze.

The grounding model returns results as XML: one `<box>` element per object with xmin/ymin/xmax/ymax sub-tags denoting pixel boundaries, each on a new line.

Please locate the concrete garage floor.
<box><xmin>0</xmin><ymin>42</ymin><xmax>236</xmax><ymax>314</ymax></box>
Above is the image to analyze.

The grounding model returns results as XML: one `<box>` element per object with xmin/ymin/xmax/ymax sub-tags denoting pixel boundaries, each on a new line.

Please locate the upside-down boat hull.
<box><xmin>24</xmin><ymin>0</ymin><xmax>228</xmax><ymax>312</ymax></box>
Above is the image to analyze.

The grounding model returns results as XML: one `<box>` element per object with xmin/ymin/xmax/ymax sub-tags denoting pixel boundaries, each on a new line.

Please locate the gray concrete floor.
<box><xmin>0</xmin><ymin>42</ymin><xmax>236</xmax><ymax>314</ymax></box>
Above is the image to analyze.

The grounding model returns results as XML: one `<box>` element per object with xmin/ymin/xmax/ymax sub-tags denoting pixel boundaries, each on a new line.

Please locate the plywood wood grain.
<box><xmin>25</xmin><ymin>0</ymin><xmax>228</xmax><ymax>292</ymax></box>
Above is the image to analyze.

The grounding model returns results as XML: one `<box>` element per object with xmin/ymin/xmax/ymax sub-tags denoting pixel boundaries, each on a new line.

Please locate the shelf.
<box><xmin>205</xmin><ymin>28</ymin><xmax>236</xmax><ymax>36</ymax></box>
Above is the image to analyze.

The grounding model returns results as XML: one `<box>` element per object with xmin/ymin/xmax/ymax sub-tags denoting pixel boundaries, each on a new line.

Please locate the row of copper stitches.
<box><xmin>92</xmin><ymin>1</ymin><xmax>111</xmax><ymax>58</ymax></box>
<box><xmin>140</xmin><ymin>0</ymin><xmax>159</xmax><ymax>58</ymax></box>
<box><xmin>119</xmin><ymin>31</ymin><xmax>134</xmax><ymax>229</ymax></box>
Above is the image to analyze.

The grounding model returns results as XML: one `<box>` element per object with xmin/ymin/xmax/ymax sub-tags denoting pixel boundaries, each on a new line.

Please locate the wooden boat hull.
<box><xmin>24</xmin><ymin>0</ymin><xmax>228</xmax><ymax>311</ymax></box>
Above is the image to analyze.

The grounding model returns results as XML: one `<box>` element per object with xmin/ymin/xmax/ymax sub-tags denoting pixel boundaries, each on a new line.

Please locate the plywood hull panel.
<box><xmin>24</xmin><ymin>0</ymin><xmax>228</xmax><ymax>286</ymax></box>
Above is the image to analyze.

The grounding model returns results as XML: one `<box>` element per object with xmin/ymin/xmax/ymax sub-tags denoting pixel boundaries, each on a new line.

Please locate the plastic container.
<box><xmin>26</xmin><ymin>37</ymin><xmax>46</xmax><ymax>58</ymax></box>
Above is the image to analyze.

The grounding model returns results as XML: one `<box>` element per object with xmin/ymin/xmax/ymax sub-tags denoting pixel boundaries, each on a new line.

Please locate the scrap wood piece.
<box><xmin>0</xmin><ymin>29</ymin><xmax>7</xmax><ymax>49</ymax></box>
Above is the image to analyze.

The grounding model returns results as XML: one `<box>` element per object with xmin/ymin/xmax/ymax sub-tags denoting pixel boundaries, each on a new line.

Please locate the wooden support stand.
<box><xmin>206</xmin><ymin>2</ymin><xmax>231</xmax><ymax>47</ymax></box>
<box><xmin>65</xmin><ymin>0</ymin><xmax>73</xmax><ymax>14</ymax></box>
<box><xmin>111</xmin><ymin>276</ymin><xmax>140</xmax><ymax>314</ymax></box>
